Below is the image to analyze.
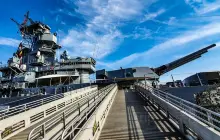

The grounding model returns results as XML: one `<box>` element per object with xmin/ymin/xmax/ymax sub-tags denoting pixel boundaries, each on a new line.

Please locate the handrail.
<box><xmin>135</xmin><ymin>83</ymin><xmax>220</xmax><ymax>131</ymax></box>
<box><xmin>61</xmin><ymin>84</ymin><xmax>116</xmax><ymax>140</ymax></box>
<box><xmin>0</xmin><ymin>94</ymin><xmax>42</xmax><ymax>106</ymax></box>
<box><xmin>0</xmin><ymin>86</ymin><xmax>96</xmax><ymax>120</ymax></box>
<box><xmin>28</xmin><ymin>84</ymin><xmax>115</xmax><ymax>140</ymax></box>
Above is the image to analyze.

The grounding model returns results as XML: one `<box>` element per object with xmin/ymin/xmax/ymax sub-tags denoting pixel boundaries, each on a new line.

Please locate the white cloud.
<box><xmin>131</xmin><ymin>26</ymin><xmax>152</xmax><ymax>39</ymax></box>
<box><xmin>61</xmin><ymin>21</ymin><xmax>66</xmax><ymax>25</ymax></box>
<box><xmin>99</xmin><ymin>22</ymin><xmax>220</xmax><ymax>69</ymax></box>
<box><xmin>60</xmin><ymin>0</ymin><xmax>157</xmax><ymax>59</ymax></box>
<box><xmin>0</xmin><ymin>37</ymin><xmax>20</xmax><ymax>47</ymax></box>
<box><xmin>185</xmin><ymin>0</ymin><xmax>220</xmax><ymax>15</ymax></box>
<box><xmin>61</xmin><ymin>29</ymin><xmax>122</xmax><ymax>58</ymax></box>
<box><xmin>141</xmin><ymin>9</ymin><xmax>165</xmax><ymax>23</ymax></box>
<box><xmin>168</xmin><ymin>17</ymin><xmax>176</xmax><ymax>25</ymax></box>
<box><xmin>199</xmin><ymin>4</ymin><xmax>220</xmax><ymax>14</ymax></box>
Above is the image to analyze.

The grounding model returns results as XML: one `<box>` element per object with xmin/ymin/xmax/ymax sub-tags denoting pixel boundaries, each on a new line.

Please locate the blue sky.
<box><xmin>0</xmin><ymin>0</ymin><xmax>220</xmax><ymax>82</ymax></box>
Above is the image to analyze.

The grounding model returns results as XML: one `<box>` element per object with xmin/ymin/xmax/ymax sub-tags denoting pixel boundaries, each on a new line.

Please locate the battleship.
<box><xmin>0</xmin><ymin>12</ymin><xmax>220</xmax><ymax>140</ymax></box>
<box><xmin>0</xmin><ymin>11</ymin><xmax>96</xmax><ymax>98</ymax></box>
<box><xmin>0</xmin><ymin>11</ymin><xmax>218</xmax><ymax>109</ymax></box>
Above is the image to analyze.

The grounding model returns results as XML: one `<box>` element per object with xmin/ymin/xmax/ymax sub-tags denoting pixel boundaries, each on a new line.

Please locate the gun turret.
<box><xmin>153</xmin><ymin>44</ymin><xmax>216</xmax><ymax>76</ymax></box>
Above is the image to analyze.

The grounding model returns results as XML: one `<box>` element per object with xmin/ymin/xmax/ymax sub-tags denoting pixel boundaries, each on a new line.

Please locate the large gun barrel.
<box><xmin>153</xmin><ymin>44</ymin><xmax>216</xmax><ymax>76</ymax></box>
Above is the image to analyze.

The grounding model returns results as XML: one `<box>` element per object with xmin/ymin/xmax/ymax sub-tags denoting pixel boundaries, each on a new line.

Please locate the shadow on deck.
<box><xmin>99</xmin><ymin>89</ymin><xmax>184</xmax><ymax>140</ymax></box>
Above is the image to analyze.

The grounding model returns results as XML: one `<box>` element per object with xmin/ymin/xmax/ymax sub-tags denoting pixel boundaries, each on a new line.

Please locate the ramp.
<box><xmin>99</xmin><ymin>89</ymin><xmax>183</xmax><ymax>140</ymax></box>
<box><xmin>0</xmin><ymin>86</ymin><xmax>97</xmax><ymax>140</ymax></box>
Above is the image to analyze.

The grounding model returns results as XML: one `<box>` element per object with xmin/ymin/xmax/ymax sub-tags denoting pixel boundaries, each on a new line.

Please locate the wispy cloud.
<box><xmin>0</xmin><ymin>37</ymin><xmax>19</xmax><ymax>47</ymax></box>
<box><xmin>185</xmin><ymin>0</ymin><xmax>220</xmax><ymax>15</ymax></box>
<box><xmin>99</xmin><ymin>22</ymin><xmax>220</xmax><ymax>69</ymax></box>
<box><xmin>130</xmin><ymin>26</ymin><xmax>152</xmax><ymax>39</ymax></box>
<box><xmin>60</xmin><ymin>0</ymin><xmax>157</xmax><ymax>59</ymax></box>
<box><xmin>141</xmin><ymin>9</ymin><xmax>166</xmax><ymax>23</ymax></box>
<box><xmin>60</xmin><ymin>29</ymin><xmax>123</xmax><ymax>59</ymax></box>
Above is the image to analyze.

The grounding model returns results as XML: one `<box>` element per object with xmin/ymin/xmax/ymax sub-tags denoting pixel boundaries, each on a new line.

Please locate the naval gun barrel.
<box><xmin>154</xmin><ymin>44</ymin><xmax>216</xmax><ymax>76</ymax></box>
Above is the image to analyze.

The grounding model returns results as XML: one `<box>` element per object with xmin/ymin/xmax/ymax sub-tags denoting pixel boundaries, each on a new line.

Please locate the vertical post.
<box><xmin>171</xmin><ymin>74</ymin><xmax>176</xmax><ymax>87</ymax></box>
<box><xmin>50</xmin><ymin>78</ymin><xmax>52</xmax><ymax>86</ymax></box>
<box><xmin>42</xmin><ymin>124</ymin><xmax>45</xmax><ymax>138</ymax></box>
<box><xmin>24</xmin><ymin>104</ymin><xmax>27</xmax><ymax>111</ymax></box>
<box><xmin>154</xmin><ymin>76</ymin><xmax>157</xmax><ymax>88</ymax></box>
<box><xmin>41</xmin><ymin>99</ymin><xmax>44</xmax><ymax>105</ymax></box>
<box><xmin>36</xmin><ymin>79</ymin><xmax>38</xmax><ymax>88</ymax></box>
<box><xmin>144</xmin><ymin>74</ymin><xmax>147</xmax><ymax>90</ymax></box>
<box><xmin>78</xmin><ymin>103</ymin><xmax>80</xmax><ymax>115</ymax></box>
<box><xmin>207</xmin><ymin>112</ymin><xmax>213</xmax><ymax>127</ymax></box>
<box><xmin>63</xmin><ymin>112</ymin><xmax>66</xmax><ymax>129</ymax></box>
<box><xmin>166</xmin><ymin>110</ymin><xmax>170</xmax><ymax>119</ymax></box>
<box><xmin>197</xmin><ymin>73</ymin><xmax>203</xmax><ymax>86</ymax></box>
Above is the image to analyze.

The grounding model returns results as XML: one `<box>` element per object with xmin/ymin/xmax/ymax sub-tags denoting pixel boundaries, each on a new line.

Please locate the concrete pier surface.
<box><xmin>99</xmin><ymin>89</ymin><xmax>183</xmax><ymax>140</ymax></box>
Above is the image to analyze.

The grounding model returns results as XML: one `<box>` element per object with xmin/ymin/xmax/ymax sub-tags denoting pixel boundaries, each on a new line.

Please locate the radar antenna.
<box><xmin>11</xmin><ymin>11</ymin><xmax>30</xmax><ymax>35</ymax></box>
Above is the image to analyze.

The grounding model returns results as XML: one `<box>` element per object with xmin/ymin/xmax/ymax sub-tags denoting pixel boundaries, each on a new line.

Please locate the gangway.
<box><xmin>68</xmin><ymin>83</ymin><xmax>220</xmax><ymax>140</ymax></box>
<box><xmin>1</xmin><ymin>83</ymin><xmax>220</xmax><ymax>140</ymax></box>
<box><xmin>98</xmin><ymin>89</ymin><xmax>183</xmax><ymax>139</ymax></box>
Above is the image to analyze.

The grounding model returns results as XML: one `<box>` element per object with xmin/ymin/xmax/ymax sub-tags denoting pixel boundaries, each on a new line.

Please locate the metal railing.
<box><xmin>28</xmin><ymin>84</ymin><xmax>115</xmax><ymax>140</ymax></box>
<box><xmin>57</xmin><ymin>71</ymin><xmax>78</xmax><ymax>75</ymax></box>
<box><xmin>0</xmin><ymin>64</ymin><xmax>8</xmax><ymax>68</ymax></box>
<box><xmin>0</xmin><ymin>94</ymin><xmax>43</xmax><ymax>107</ymax></box>
<box><xmin>61</xmin><ymin>84</ymin><xmax>116</xmax><ymax>140</ymax></box>
<box><xmin>13</xmin><ymin>82</ymin><xmax>26</xmax><ymax>89</ymax></box>
<box><xmin>0</xmin><ymin>86</ymin><xmax>96</xmax><ymax>120</ymax></box>
<box><xmin>135</xmin><ymin>83</ymin><xmax>220</xmax><ymax>131</ymax></box>
<box><xmin>29</xmin><ymin>57</ymin><xmax>44</xmax><ymax>64</ymax></box>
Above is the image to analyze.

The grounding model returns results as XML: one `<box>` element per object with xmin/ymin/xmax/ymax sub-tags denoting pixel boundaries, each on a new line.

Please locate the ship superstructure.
<box><xmin>96</xmin><ymin>44</ymin><xmax>216</xmax><ymax>88</ymax></box>
<box><xmin>0</xmin><ymin>12</ymin><xmax>96</xmax><ymax>97</ymax></box>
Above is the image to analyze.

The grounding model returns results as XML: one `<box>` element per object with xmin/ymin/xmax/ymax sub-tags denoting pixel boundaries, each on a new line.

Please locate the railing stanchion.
<box><xmin>78</xmin><ymin>103</ymin><xmax>80</xmax><ymax>115</ymax></box>
<box><xmin>25</xmin><ymin>104</ymin><xmax>27</xmax><ymax>111</ymax></box>
<box><xmin>207</xmin><ymin>112</ymin><xmax>213</xmax><ymax>127</ymax></box>
<box><xmin>42</xmin><ymin>124</ymin><xmax>46</xmax><ymax>138</ymax></box>
<box><xmin>166</xmin><ymin>94</ymin><xmax>168</xmax><ymax>102</ymax></box>
<box><xmin>63</xmin><ymin>112</ymin><xmax>66</xmax><ymax>129</ymax></box>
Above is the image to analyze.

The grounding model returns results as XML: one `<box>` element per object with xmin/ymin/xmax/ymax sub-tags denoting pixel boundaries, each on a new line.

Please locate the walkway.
<box><xmin>99</xmin><ymin>89</ymin><xmax>183</xmax><ymax>140</ymax></box>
